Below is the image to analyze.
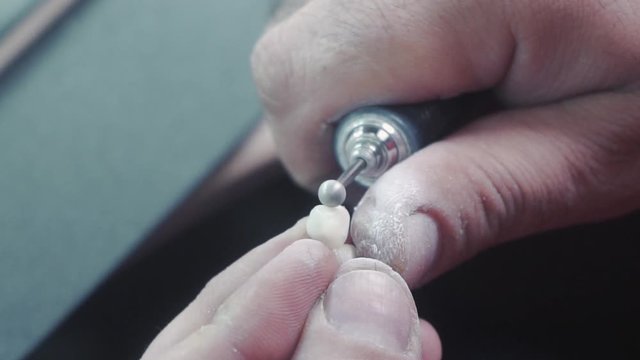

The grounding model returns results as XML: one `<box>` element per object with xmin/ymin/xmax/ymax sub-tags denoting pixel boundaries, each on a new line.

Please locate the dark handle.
<box><xmin>383</xmin><ymin>90</ymin><xmax>501</xmax><ymax>148</ymax></box>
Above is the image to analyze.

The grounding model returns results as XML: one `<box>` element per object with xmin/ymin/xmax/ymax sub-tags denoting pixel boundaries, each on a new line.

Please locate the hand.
<box><xmin>141</xmin><ymin>220</ymin><xmax>441</xmax><ymax>360</ymax></box>
<box><xmin>251</xmin><ymin>0</ymin><xmax>640</xmax><ymax>286</ymax></box>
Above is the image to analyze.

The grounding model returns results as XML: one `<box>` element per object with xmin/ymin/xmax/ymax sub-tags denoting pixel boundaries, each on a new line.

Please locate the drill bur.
<box><xmin>317</xmin><ymin>158</ymin><xmax>367</xmax><ymax>207</ymax></box>
<box><xmin>337</xmin><ymin>158</ymin><xmax>367</xmax><ymax>187</ymax></box>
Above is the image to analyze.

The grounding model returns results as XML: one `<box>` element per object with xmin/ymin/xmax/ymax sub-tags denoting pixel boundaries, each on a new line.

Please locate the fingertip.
<box><xmin>419</xmin><ymin>320</ymin><xmax>442</xmax><ymax>360</ymax></box>
<box><xmin>292</xmin><ymin>216</ymin><xmax>308</xmax><ymax>230</ymax></box>
<box><xmin>204</xmin><ymin>239</ymin><xmax>338</xmax><ymax>359</ymax></box>
<box><xmin>282</xmin><ymin>238</ymin><xmax>340</xmax><ymax>276</ymax></box>
<box><xmin>333</xmin><ymin>244</ymin><xmax>356</xmax><ymax>265</ymax></box>
<box><xmin>403</xmin><ymin>213</ymin><xmax>440</xmax><ymax>285</ymax></box>
<box><xmin>323</xmin><ymin>268</ymin><xmax>416</xmax><ymax>352</ymax></box>
<box><xmin>293</xmin><ymin>257</ymin><xmax>423</xmax><ymax>359</ymax></box>
<box><xmin>351</xmin><ymin>172</ymin><xmax>442</xmax><ymax>287</ymax></box>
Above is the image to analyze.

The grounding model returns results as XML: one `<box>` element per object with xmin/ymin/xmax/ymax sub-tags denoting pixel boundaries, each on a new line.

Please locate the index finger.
<box><xmin>142</xmin><ymin>218</ymin><xmax>308</xmax><ymax>358</ymax></box>
<box><xmin>251</xmin><ymin>0</ymin><xmax>513</xmax><ymax>188</ymax></box>
<box><xmin>252</xmin><ymin>0</ymin><xmax>640</xmax><ymax>190</ymax></box>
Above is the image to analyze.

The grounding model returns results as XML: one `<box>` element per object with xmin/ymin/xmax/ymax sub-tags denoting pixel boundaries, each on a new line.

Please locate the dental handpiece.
<box><xmin>317</xmin><ymin>91</ymin><xmax>499</xmax><ymax>207</ymax></box>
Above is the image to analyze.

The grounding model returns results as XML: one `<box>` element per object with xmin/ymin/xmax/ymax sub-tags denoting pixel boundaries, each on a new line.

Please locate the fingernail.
<box><xmin>352</xmin><ymin>192</ymin><xmax>440</xmax><ymax>286</ymax></box>
<box><xmin>403</xmin><ymin>213</ymin><xmax>439</xmax><ymax>284</ymax></box>
<box><xmin>324</xmin><ymin>269</ymin><xmax>414</xmax><ymax>351</ymax></box>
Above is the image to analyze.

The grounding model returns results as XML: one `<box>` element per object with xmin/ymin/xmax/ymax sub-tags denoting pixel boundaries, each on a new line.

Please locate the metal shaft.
<box><xmin>337</xmin><ymin>157</ymin><xmax>367</xmax><ymax>188</ymax></box>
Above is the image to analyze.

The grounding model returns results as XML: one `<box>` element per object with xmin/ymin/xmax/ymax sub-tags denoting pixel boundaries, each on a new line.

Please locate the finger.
<box><xmin>419</xmin><ymin>320</ymin><xmax>442</xmax><ymax>360</ymax></box>
<box><xmin>154</xmin><ymin>239</ymin><xmax>338</xmax><ymax>360</ymax></box>
<box><xmin>293</xmin><ymin>258</ymin><xmax>437</xmax><ymax>360</ymax></box>
<box><xmin>352</xmin><ymin>89</ymin><xmax>640</xmax><ymax>287</ymax></box>
<box><xmin>142</xmin><ymin>219</ymin><xmax>308</xmax><ymax>358</ymax></box>
<box><xmin>252</xmin><ymin>0</ymin><xmax>640</xmax><ymax>188</ymax></box>
<box><xmin>268</xmin><ymin>0</ymin><xmax>311</xmax><ymax>25</ymax></box>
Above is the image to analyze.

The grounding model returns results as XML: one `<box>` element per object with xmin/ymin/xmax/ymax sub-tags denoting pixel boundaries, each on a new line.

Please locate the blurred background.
<box><xmin>0</xmin><ymin>1</ymin><xmax>639</xmax><ymax>359</ymax></box>
<box><xmin>0</xmin><ymin>1</ymin><xmax>277</xmax><ymax>358</ymax></box>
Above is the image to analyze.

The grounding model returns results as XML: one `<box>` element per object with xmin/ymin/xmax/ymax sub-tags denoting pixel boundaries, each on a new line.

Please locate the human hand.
<box><xmin>141</xmin><ymin>219</ymin><xmax>441</xmax><ymax>360</ymax></box>
<box><xmin>251</xmin><ymin>0</ymin><xmax>640</xmax><ymax>286</ymax></box>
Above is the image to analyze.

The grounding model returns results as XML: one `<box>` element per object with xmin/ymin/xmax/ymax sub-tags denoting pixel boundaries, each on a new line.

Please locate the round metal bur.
<box><xmin>317</xmin><ymin>179</ymin><xmax>346</xmax><ymax>207</ymax></box>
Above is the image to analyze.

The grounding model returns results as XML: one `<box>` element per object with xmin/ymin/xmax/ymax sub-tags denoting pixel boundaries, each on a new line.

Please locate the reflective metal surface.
<box><xmin>334</xmin><ymin>107</ymin><xmax>419</xmax><ymax>186</ymax></box>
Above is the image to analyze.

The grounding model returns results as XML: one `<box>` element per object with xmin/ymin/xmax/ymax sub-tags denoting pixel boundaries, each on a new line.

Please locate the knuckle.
<box><xmin>418</xmin><ymin>141</ymin><xmax>524</xmax><ymax>250</ymax></box>
<box><xmin>438</xmin><ymin>145</ymin><xmax>515</xmax><ymax>247</ymax></box>
<box><xmin>269</xmin><ymin>0</ymin><xmax>310</xmax><ymax>24</ymax></box>
<box><xmin>574</xmin><ymin>93</ymin><xmax>640</xmax><ymax>205</ymax></box>
<box><xmin>462</xmin><ymin>146</ymin><xmax>526</xmax><ymax>244</ymax></box>
<box><xmin>250</xmin><ymin>27</ymin><xmax>297</xmax><ymax>116</ymax></box>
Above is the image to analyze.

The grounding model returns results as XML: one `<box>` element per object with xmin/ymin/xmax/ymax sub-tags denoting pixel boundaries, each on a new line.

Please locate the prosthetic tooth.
<box><xmin>306</xmin><ymin>205</ymin><xmax>350</xmax><ymax>249</ymax></box>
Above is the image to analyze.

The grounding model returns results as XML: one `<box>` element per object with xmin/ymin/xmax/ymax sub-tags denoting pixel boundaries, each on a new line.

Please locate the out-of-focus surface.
<box><xmin>0</xmin><ymin>0</ymin><xmax>39</xmax><ymax>35</ymax></box>
<box><xmin>0</xmin><ymin>0</ymin><xmax>81</xmax><ymax>76</ymax></box>
<box><xmin>0</xmin><ymin>1</ymin><xmax>273</xmax><ymax>359</ymax></box>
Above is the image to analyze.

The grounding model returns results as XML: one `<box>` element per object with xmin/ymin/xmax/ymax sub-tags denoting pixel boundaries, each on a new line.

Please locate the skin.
<box><xmin>141</xmin><ymin>220</ymin><xmax>441</xmax><ymax>359</ymax></box>
<box><xmin>251</xmin><ymin>0</ymin><xmax>640</xmax><ymax>286</ymax></box>
<box><xmin>145</xmin><ymin>1</ymin><xmax>640</xmax><ymax>358</ymax></box>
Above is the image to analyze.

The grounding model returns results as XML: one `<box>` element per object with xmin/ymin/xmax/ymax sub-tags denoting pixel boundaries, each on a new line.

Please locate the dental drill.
<box><xmin>317</xmin><ymin>91</ymin><xmax>499</xmax><ymax>207</ymax></box>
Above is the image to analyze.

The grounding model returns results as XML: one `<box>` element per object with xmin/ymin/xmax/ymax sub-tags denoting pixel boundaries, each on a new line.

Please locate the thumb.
<box><xmin>293</xmin><ymin>258</ymin><xmax>439</xmax><ymax>360</ymax></box>
<box><xmin>351</xmin><ymin>90</ymin><xmax>640</xmax><ymax>287</ymax></box>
